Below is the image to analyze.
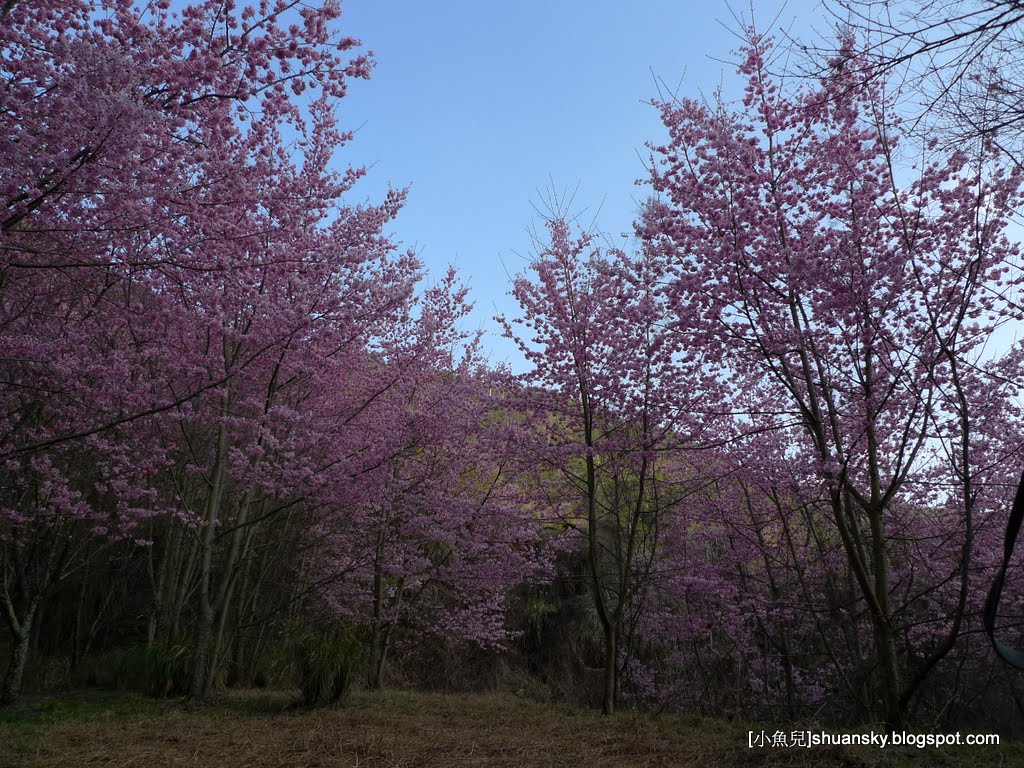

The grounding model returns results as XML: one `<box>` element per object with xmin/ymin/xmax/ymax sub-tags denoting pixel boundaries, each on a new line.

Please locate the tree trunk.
<box><xmin>206</xmin><ymin>495</ymin><xmax>257</xmax><ymax>694</ymax></box>
<box><xmin>71</xmin><ymin>563</ymin><xmax>88</xmax><ymax>669</ymax></box>
<box><xmin>0</xmin><ymin>605</ymin><xmax>35</xmax><ymax>705</ymax></box>
<box><xmin>368</xmin><ymin>623</ymin><xmax>393</xmax><ymax>691</ymax></box>
<box><xmin>188</xmin><ymin>400</ymin><xmax>231</xmax><ymax>701</ymax></box>
<box><xmin>874</xmin><ymin>615</ymin><xmax>905</xmax><ymax>728</ymax></box>
<box><xmin>148</xmin><ymin>517</ymin><xmax>181</xmax><ymax>647</ymax></box>
<box><xmin>189</xmin><ymin>601</ymin><xmax>214</xmax><ymax>700</ymax></box>
<box><xmin>169</xmin><ymin>530</ymin><xmax>198</xmax><ymax>642</ymax></box>
<box><xmin>602</xmin><ymin>622</ymin><xmax>617</xmax><ymax>715</ymax></box>
<box><xmin>206</xmin><ymin>582</ymin><xmax>235</xmax><ymax>695</ymax></box>
<box><xmin>1</xmin><ymin>631</ymin><xmax>31</xmax><ymax>705</ymax></box>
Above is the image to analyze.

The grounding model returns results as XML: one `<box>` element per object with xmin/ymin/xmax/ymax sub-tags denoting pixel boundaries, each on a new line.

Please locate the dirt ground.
<box><xmin>1</xmin><ymin>689</ymin><xmax>1017</xmax><ymax>768</ymax></box>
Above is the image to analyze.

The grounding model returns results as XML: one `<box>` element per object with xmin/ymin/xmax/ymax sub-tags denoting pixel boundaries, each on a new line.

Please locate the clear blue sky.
<box><xmin>335</xmin><ymin>0</ymin><xmax>829</xmax><ymax>369</ymax></box>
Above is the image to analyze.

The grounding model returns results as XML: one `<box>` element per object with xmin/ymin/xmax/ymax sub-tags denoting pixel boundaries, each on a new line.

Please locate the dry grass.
<box><xmin>1</xmin><ymin>689</ymin><xmax>1020</xmax><ymax>768</ymax></box>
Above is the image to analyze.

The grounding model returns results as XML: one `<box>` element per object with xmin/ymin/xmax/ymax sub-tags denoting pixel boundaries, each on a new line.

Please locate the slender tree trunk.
<box><xmin>71</xmin><ymin>562</ymin><xmax>88</xmax><ymax>669</ymax></box>
<box><xmin>368</xmin><ymin>556</ymin><xmax>385</xmax><ymax>690</ymax></box>
<box><xmin>205</xmin><ymin>494</ymin><xmax>257</xmax><ymax>695</ymax></box>
<box><xmin>367</xmin><ymin>528</ymin><xmax>391</xmax><ymax>690</ymax></box>
<box><xmin>872</xmin><ymin>611</ymin><xmax>904</xmax><ymax>728</ymax></box>
<box><xmin>369</xmin><ymin>569</ymin><xmax>404</xmax><ymax>691</ymax></box>
<box><xmin>228</xmin><ymin>534</ymin><xmax>258</xmax><ymax>685</ymax></box>
<box><xmin>368</xmin><ymin>624</ymin><xmax>393</xmax><ymax>691</ymax></box>
<box><xmin>602</xmin><ymin>621</ymin><xmax>617</xmax><ymax>715</ymax></box>
<box><xmin>1</xmin><ymin>630</ymin><xmax>31</xmax><ymax>705</ymax></box>
<box><xmin>169</xmin><ymin>529</ymin><xmax>198</xmax><ymax>642</ymax></box>
<box><xmin>148</xmin><ymin>518</ymin><xmax>180</xmax><ymax>647</ymax></box>
<box><xmin>581</xmin><ymin>394</ymin><xmax>619</xmax><ymax>716</ymax></box>
<box><xmin>866</xmin><ymin>495</ymin><xmax>904</xmax><ymax>728</ymax></box>
<box><xmin>205</xmin><ymin>575</ymin><xmax>237</xmax><ymax>696</ymax></box>
<box><xmin>0</xmin><ymin>602</ymin><xmax>36</xmax><ymax>705</ymax></box>
<box><xmin>190</xmin><ymin>602</ymin><xmax>214</xmax><ymax>700</ymax></box>
<box><xmin>188</xmin><ymin>396</ymin><xmax>232</xmax><ymax>701</ymax></box>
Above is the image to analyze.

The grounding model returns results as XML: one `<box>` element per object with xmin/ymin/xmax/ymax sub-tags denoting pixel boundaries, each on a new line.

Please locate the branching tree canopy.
<box><xmin>826</xmin><ymin>0</ymin><xmax>1024</xmax><ymax>161</ymax></box>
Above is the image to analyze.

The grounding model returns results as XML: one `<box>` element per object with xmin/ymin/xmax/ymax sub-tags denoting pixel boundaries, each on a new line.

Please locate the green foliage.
<box><xmin>232</xmin><ymin>644</ymin><xmax>295</xmax><ymax>690</ymax></box>
<box><xmin>522</xmin><ymin>595</ymin><xmax>557</xmax><ymax>643</ymax></box>
<box><xmin>75</xmin><ymin>642</ymin><xmax>191</xmax><ymax>698</ymax></box>
<box><xmin>293</xmin><ymin>628</ymin><xmax>364</xmax><ymax>707</ymax></box>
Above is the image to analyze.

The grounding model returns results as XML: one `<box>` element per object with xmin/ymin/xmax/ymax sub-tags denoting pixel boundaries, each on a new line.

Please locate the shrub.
<box><xmin>75</xmin><ymin>642</ymin><xmax>191</xmax><ymax>697</ymax></box>
<box><xmin>293</xmin><ymin>628</ymin><xmax>363</xmax><ymax>707</ymax></box>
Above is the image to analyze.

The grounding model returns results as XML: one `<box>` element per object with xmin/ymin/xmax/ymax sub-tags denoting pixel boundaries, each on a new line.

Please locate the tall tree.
<box><xmin>0</xmin><ymin>0</ymin><xmax>405</xmax><ymax>702</ymax></box>
<box><xmin>641</xmin><ymin>32</ymin><xmax>1024</xmax><ymax>725</ymax></box>
<box><xmin>502</xmin><ymin>216</ymin><xmax>719</xmax><ymax>714</ymax></box>
<box><xmin>295</xmin><ymin>272</ymin><xmax>548</xmax><ymax>690</ymax></box>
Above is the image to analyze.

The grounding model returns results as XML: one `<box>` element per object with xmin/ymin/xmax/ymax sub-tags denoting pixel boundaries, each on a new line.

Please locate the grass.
<box><xmin>1</xmin><ymin>688</ymin><xmax>1021</xmax><ymax>767</ymax></box>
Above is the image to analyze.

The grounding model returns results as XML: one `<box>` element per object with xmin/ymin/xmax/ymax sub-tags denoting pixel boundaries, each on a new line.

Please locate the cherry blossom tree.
<box><xmin>0</xmin><ymin>0</ymin><xmax>409</xmax><ymax>702</ymax></box>
<box><xmin>502</xmin><ymin>216</ymin><xmax>722</xmax><ymax>714</ymax></box>
<box><xmin>640</xmin><ymin>31</ymin><xmax>1024</xmax><ymax>725</ymax></box>
<box><xmin>265</xmin><ymin>271</ymin><xmax>549</xmax><ymax>690</ymax></box>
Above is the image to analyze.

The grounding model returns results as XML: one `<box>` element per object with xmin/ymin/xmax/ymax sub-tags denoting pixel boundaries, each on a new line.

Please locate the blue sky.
<box><xmin>335</xmin><ymin>0</ymin><xmax>828</xmax><ymax>368</ymax></box>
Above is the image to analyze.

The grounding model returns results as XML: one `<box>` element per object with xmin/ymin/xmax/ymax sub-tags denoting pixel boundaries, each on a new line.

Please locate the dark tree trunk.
<box><xmin>602</xmin><ymin>622</ymin><xmax>617</xmax><ymax>715</ymax></box>
<box><xmin>1</xmin><ymin>606</ymin><xmax>35</xmax><ymax>705</ymax></box>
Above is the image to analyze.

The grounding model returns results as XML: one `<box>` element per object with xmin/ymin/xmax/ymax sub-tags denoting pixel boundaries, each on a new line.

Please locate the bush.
<box><xmin>140</xmin><ymin>642</ymin><xmax>192</xmax><ymax>697</ymax></box>
<box><xmin>227</xmin><ymin>643</ymin><xmax>294</xmax><ymax>690</ymax></box>
<box><xmin>75</xmin><ymin>642</ymin><xmax>191</xmax><ymax>697</ymax></box>
<box><xmin>293</xmin><ymin>628</ymin><xmax>363</xmax><ymax>707</ymax></box>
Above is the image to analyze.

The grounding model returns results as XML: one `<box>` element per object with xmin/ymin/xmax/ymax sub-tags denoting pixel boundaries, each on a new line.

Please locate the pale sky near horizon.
<box><xmin>333</xmin><ymin>0</ymin><xmax>831</xmax><ymax>369</ymax></box>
